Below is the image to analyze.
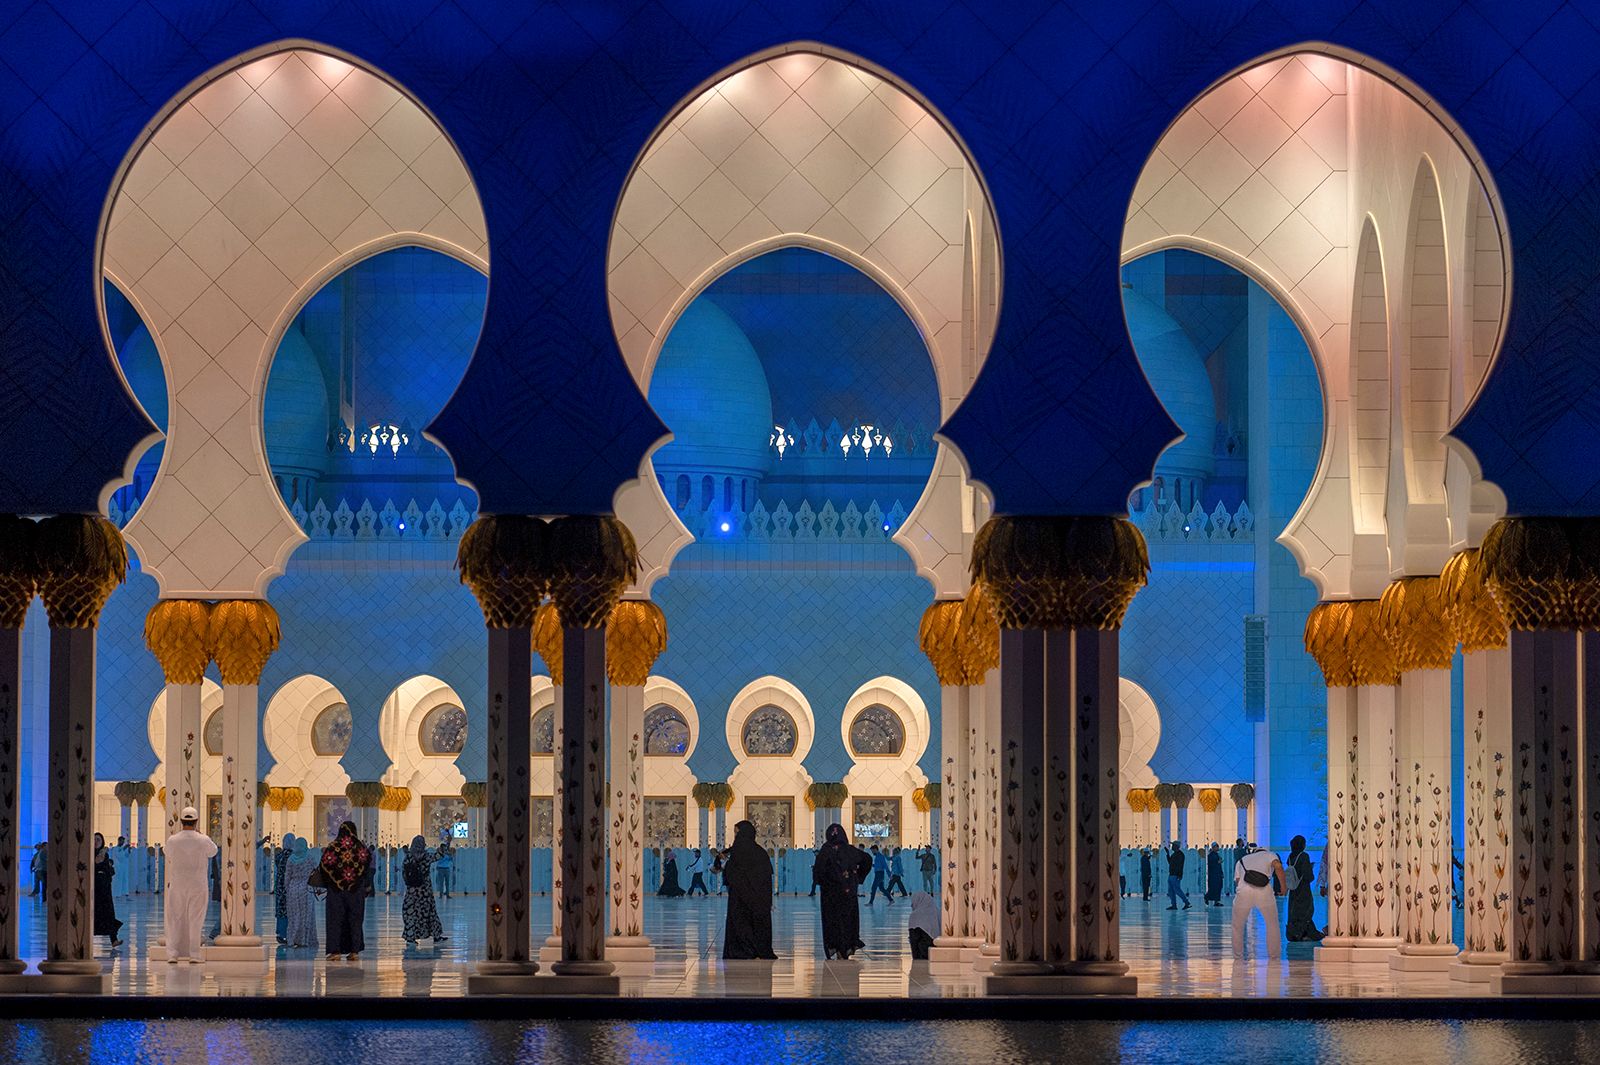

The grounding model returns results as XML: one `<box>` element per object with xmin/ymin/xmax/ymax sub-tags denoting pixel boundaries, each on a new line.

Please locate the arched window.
<box><xmin>643</xmin><ymin>705</ymin><xmax>690</xmax><ymax>756</ymax></box>
<box><xmin>848</xmin><ymin>704</ymin><xmax>904</xmax><ymax>756</ymax></box>
<box><xmin>419</xmin><ymin>704</ymin><xmax>467</xmax><ymax>756</ymax></box>
<box><xmin>722</xmin><ymin>476</ymin><xmax>732</xmax><ymax>510</ymax></box>
<box><xmin>675</xmin><ymin>475</ymin><xmax>690</xmax><ymax>509</ymax></box>
<box><xmin>742</xmin><ymin>705</ymin><xmax>797</xmax><ymax>757</ymax></box>
<box><xmin>532</xmin><ymin>705</ymin><xmax>554</xmax><ymax>755</ymax></box>
<box><xmin>311</xmin><ymin>702</ymin><xmax>353</xmax><ymax>757</ymax></box>
<box><xmin>203</xmin><ymin>709</ymin><xmax>223</xmax><ymax>757</ymax></box>
<box><xmin>701</xmin><ymin>475</ymin><xmax>713</xmax><ymax>509</ymax></box>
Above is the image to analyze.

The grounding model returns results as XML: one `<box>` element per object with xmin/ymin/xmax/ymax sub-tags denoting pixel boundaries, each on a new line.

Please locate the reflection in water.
<box><xmin>2</xmin><ymin>1020</ymin><xmax>1597</xmax><ymax>1065</ymax></box>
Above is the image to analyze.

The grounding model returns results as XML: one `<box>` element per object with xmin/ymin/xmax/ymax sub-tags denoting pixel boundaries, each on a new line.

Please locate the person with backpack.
<box><xmin>1284</xmin><ymin>835</ymin><xmax>1324</xmax><ymax>942</ymax></box>
<box><xmin>1231</xmin><ymin>842</ymin><xmax>1287</xmax><ymax>958</ymax></box>
<box><xmin>401</xmin><ymin>836</ymin><xmax>446</xmax><ymax>945</ymax></box>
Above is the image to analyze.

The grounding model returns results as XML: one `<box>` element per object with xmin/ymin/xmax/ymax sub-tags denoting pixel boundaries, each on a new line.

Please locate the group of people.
<box><xmin>659</xmin><ymin>842</ymin><xmax>940</xmax><ymax>901</ymax></box>
<box><xmin>158</xmin><ymin>806</ymin><xmax>453</xmax><ymax>964</ymax></box>
<box><xmin>1122</xmin><ymin>836</ymin><xmax>1326</xmax><ymax>957</ymax></box>
<box><xmin>662</xmin><ymin>823</ymin><xmax>939</xmax><ymax>963</ymax></box>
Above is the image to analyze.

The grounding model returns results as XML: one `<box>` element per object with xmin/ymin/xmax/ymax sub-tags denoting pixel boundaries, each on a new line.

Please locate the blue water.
<box><xmin>4</xmin><ymin>1019</ymin><xmax>1598</xmax><ymax>1065</ymax></box>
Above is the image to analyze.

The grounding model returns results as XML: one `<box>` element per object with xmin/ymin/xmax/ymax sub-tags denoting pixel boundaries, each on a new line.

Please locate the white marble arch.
<box><xmin>144</xmin><ymin>679</ymin><xmax>225</xmax><ymax>833</ymax></box>
<box><xmin>1118</xmin><ymin>678</ymin><xmax>1163</xmax><ymax>847</ymax></box>
<box><xmin>838</xmin><ymin>677</ymin><xmax>930</xmax><ymax>845</ymax></box>
<box><xmin>377</xmin><ymin>674</ymin><xmax>468</xmax><ymax>844</ymax></box>
<box><xmin>102</xmin><ymin>42</ymin><xmax>487</xmax><ymax>598</ymax></box>
<box><xmin>1122</xmin><ymin>45</ymin><xmax>1510</xmax><ymax>598</ymax></box>
<box><xmin>607</xmin><ymin>43</ymin><xmax>1002</xmax><ymax>598</ymax></box>
<box><xmin>261</xmin><ymin>673</ymin><xmax>351</xmax><ymax>842</ymax></box>
<box><xmin>725</xmin><ymin>676</ymin><xmax>816</xmax><ymax>848</ymax></box>
<box><xmin>641</xmin><ymin>676</ymin><xmax>701</xmax><ymax>846</ymax></box>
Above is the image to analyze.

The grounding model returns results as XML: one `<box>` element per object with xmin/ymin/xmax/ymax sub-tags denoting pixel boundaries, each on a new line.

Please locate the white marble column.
<box><xmin>1393</xmin><ymin>665</ymin><xmax>1457</xmax><ymax>970</ymax></box>
<box><xmin>472</xmin><ymin>626</ymin><xmax>536</xmax><ymax>988</ymax></box>
<box><xmin>0</xmin><ymin>615</ymin><xmax>25</xmax><ymax>976</ymax></box>
<box><xmin>991</xmin><ymin>627</ymin><xmax>1047</xmax><ymax>981</ymax></box>
<box><xmin>135</xmin><ymin>797</ymin><xmax>150</xmax><ymax>849</ymax></box>
<box><xmin>930</xmin><ymin>683</ymin><xmax>972</xmax><ymax>968</ymax></box>
<box><xmin>1060</xmin><ymin>629</ymin><xmax>1133</xmax><ymax>990</ymax></box>
<box><xmin>164</xmin><ymin>683</ymin><xmax>203</xmax><ymax>845</ymax></box>
<box><xmin>37</xmin><ymin>624</ymin><xmax>101</xmax><ymax>985</ymax></box>
<box><xmin>1493</xmin><ymin>630</ymin><xmax>1600</xmax><ymax>993</ymax></box>
<box><xmin>605</xmin><ymin>682</ymin><xmax>652</xmax><ymax>965</ymax></box>
<box><xmin>1317</xmin><ymin>686</ymin><xmax>1360</xmax><ymax>957</ymax></box>
<box><xmin>973</xmin><ymin>671</ymin><xmax>1001</xmax><ymax>969</ymax></box>
<box><xmin>540</xmin><ymin>684</ymin><xmax>564</xmax><ymax>964</ymax></box>
<box><xmin>1454</xmin><ymin>644</ymin><xmax>1511</xmax><ymax>982</ymax></box>
<box><xmin>552</xmin><ymin>625</ymin><xmax>617</xmax><ymax>990</ymax></box>
<box><xmin>696</xmin><ymin>802</ymin><xmax>710</xmax><ymax>850</ymax></box>
<box><xmin>208</xmin><ymin>683</ymin><xmax>263</xmax><ymax>961</ymax></box>
<box><xmin>1352</xmin><ymin>684</ymin><xmax>1401</xmax><ymax>959</ymax></box>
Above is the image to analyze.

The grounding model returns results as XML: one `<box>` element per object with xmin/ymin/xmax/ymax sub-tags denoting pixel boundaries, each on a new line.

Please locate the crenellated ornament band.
<box><xmin>970</xmin><ymin>515</ymin><xmax>1148</xmax><ymax>630</ymax></box>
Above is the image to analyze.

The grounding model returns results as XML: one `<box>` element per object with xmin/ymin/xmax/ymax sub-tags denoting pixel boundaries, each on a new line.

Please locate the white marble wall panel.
<box><xmin>106</xmin><ymin>47</ymin><xmax>487</xmax><ymax>598</ymax></box>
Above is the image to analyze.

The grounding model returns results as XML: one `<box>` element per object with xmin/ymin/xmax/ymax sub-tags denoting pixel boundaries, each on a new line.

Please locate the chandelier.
<box><xmin>840</xmin><ymin>423</ymin><xmax>892</xmax><ymax>459</ymax></box>
<box><xmin>770</xmin><ymin>424</ymin><xmax>794</xmax><ymax>458</ymax></box>
<box><xmin>360</xmin><ymin>423</ymin><xmax>409</xmax><ymax>457</ymax></box>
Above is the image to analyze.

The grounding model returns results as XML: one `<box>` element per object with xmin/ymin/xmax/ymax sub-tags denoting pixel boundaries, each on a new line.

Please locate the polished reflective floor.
<box><xmin>3</xmin><ymin>1018</ymin><xmax>1597</xmax><ymax>1065</ymax></box>
<box><xmin>11</xmin><ymin>888</ymin><xmax>1501</xmax><ymax>999</ymax></box>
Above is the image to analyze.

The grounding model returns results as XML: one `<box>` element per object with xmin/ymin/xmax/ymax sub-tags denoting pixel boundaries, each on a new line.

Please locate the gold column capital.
<box><xmin>144</xmin><ymin>598</ymin><xmax>213</xmax><ymax>684</ymax></box>
<box><xmin>206</xmin><ymin>599</ymin><xmax>280</xmax><ymax>685</ymax></box>
<box><xmin>606</xmin><ymin>599</ymin><xmax>666</xmax><ymax>686</ymax></box>
<box><xmin>1440</xmin><ymin>548</ymin><xmax>1508</xmax><ymax>652</ymax></box>
<box><xmin>1304</xmin><ymin>601</ymin><xmax>1356</xmax><ymax>687</ymax></box>
<box><xmin>547</xmin><ymin>514</ymin><xmax>638</xmax><ymax>628</ymax></box>
<box><xmin>457</xmin><ymin>514</ymin><xmax>551</xmax><ymax>629</ymax></box>
<box><xmin>917</xmin><ymin>599</ymin><xmax>967</xmax><ymax>685</ymax></box>
<box><xmin>1197</xmin><ymin>787</ymin><xmax>1221</xmax><ymax>813</ymax></box>
<box><xmin>0</xmin><ymin>513</ymin><xmax>39</xmax><ymax>628</ymax></box>
<box><xmin>1478</xmin><ymin>517</ymin><xmax>1600</xmax><ymax>631</ymax></box>
<box><xmin>460</xmin><ymin>782</ymin><xmax>487</xmax><ymax>808</ymax></box>
<box><xmin>34</xmin><ymin>513</ymin><xmax>125</xmax><ymax>629</ymax></box>
<box><xmin>1378</xmin><ymin>575</ymin><xmax>1455</xmax><ymax>672</ymax></box>
<box><xmin>970</xmin><ymin>515</ymin><xmax>1148</xmax><ymax>630</ymax></box>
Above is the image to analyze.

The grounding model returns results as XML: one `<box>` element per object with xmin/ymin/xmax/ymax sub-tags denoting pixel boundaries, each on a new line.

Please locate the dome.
<box><xmin>648</xmin><ymin>299</ymin><xmax>774</xmax><ymax>480</ymax></box>
<box><xmin>264</xmin><ymin>326</ymin><xmax>332</xmax><ymax>482</ymax></box>
<box><xmin>1122</xmin><ymin>289</ymin><xmax>1216</xmax><ymax>486</ymax></box>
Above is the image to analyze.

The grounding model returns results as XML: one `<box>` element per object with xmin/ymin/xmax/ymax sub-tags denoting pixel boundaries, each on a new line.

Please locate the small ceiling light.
<box><xmin>720</xmin><ymin>521</ymin><xmax>731</xmax><ymax>533</ymax></box>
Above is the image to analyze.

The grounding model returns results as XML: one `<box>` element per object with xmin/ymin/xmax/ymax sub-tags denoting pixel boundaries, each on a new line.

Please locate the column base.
<box><xmin>987</xmin><ymin>967</ymin><xmax>1137</xmax><ymax>996</ymax></box>
<box><xmin>1315</xmin><ymin>937</ymin><xmax>1400</xmax><ymax>964</ymax></box>
<box><xmin>0</xmin><ymin>960</ymin><xmax>26</xmax><ymax>975</ymax></box>
<box><xmin>1390</xmin><ymin>944</ymin><xmax>1458</xmax><ymax>972</ymax></box>
<box><xmin>205</xmin><ymin>935</ymin><xmax>268</xmax><ymax>966</ymax></box>
<box><xmin>1450</xmin><ymin>953</ymin><xmax>1506</xmax><ymax>983</ymax></box>
<box><xmin>1</xmin><ymin>969</ymin><xmax>110</xmax><ymax>994</ymax></box>
<box><xmin>928</xmin><ymin>938</ymin><xmax>976</xmax><ymax>973</ymax></box>
<box><xmin>603</xmin><ymin>935</ymin><xmax>655</xmax><ymax>963</ymax></box>
<box><xmin>1493</xmin><ymin>967</ymin><xmax>1600</xmax><ymax>995</ymax></box>
<box><xmin>537</xmin><ymin>936</ymin><xmax>562</xmax><ymax>964</ymax></box>
<box><xmin>972</xmin><ymin>942</ymin><xmax>998</xmax><ymax>973</ymax></box>
<box><xmin>467</xmin><ymin>961</ymin><xmax>539</xmax><ymax>996</ymax></box>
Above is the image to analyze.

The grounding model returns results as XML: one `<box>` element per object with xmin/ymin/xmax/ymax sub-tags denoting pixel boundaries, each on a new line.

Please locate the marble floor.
<box><xmin>5</xmin><ymin>888</ymin><xmax>1511</xmax><ymax>1000</ymax></box>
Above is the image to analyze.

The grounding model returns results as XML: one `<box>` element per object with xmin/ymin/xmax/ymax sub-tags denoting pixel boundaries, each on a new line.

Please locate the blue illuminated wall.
<box><xmin>1119</xmin><ymin>250</ymin><xmax>1325</xmax><ymax>847</ymax></box>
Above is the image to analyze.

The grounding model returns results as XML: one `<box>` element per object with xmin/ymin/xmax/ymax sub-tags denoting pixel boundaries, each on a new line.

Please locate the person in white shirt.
<box><xmin>1231</xmin><ymin>843</ymin><xmax>1287</xmax><ymax>959</ymax></box>
<box><xmin>163</xmin><ymin>807</ymin><xmax>218</xmax><ymax>963</ymax></box>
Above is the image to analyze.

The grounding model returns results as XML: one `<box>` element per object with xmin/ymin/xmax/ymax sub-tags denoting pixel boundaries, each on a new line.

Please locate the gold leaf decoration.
<box><xmin>1303</xmin><ymin>601</ymin><xmax>1356</xmax><ymax>687</ymax></box>
<box><xmin>206</xmin><ymin>600</ymin><xmax>281</xmax><ymax>685</ymax></box>
<box><xmin>548</xmin><ymin>515</ymin><xmax>637</xmax><ymax>628</ymax></box>
<box><xmin>1377</xmin><ymin>576</ymin><xmax>1454</xmax><ymax>672</ymax></box>
<box><xmin>1440</xmin><ymin>548</ymin><xmax>1508</xmax><ymax>653</ymax></box>
<box><xmin>970</xmin><ymin>515</ymin><xmax>1148</xmax><ymax>630</ymax></box>
<box><xmin>457</xmin><ymin>514</ymin><xmax>549</xmax><ymax>629</ymax></box>
<box><xmin>1197</xmin><ymin>787</ymin><xmax>1221</xmax><ymax>813</ymax></box>
<box><xmin>0</xmin><ymin>513</ymin><xmax>39</xmax><ymax>629</ymax></box>
<box><xmin>531</xmin><ymin>601</ymin><xmax>564</xmax><ymax>684</ymax></box>
<box><xmin>607</xmin><ymin>599</ymin><xmax>667</xmax><ymax>686</ymax></box>
<box><xmin>34</xmin><ymin>514</ymin><xmax>125</xmax><ymax>629</ymax></box>
<box><xmin>143</xmin><ymin>599</ymin><xmax>213</xmax><ymax>684</ymax></box>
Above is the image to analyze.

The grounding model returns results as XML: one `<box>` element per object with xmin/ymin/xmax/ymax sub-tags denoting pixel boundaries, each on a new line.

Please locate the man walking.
<box><xmin>1166</xmin><ymin>841</ymin><xmax>1191</xmax><ymax>910</ymax></box>
<box><xmin>164</xmin><ymin>807</ymin><xmax>218</xmax><ymax>963</ymax></box>
<box><xmin>866</xmin><ymin>845</ymin><xmax>892</xmax><ymax>905</ymax></box>
<box><xmin>687</xmin><ymin>849</ymin><xmax>709</xmax><ymax>896</ymax></box>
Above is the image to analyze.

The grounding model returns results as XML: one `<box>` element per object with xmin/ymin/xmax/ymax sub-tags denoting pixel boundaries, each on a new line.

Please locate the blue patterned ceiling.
<box><xmin>3</xmin><ymin>2</ymin><xmax>1600</xmax><ymax>517</ymax></box>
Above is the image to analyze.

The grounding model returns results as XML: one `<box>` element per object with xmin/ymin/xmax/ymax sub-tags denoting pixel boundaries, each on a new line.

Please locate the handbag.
<box><xmin>307</xmin><ymin>864</ymin><xmax>331</xmax><ymax>890</ymax></box>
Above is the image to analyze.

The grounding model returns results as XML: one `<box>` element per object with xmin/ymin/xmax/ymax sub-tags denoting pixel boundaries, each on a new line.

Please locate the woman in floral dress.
<box><xmin>401</xmin><ymin>836</ymin><xmax>446</xmax><ymax>944</ymax></box>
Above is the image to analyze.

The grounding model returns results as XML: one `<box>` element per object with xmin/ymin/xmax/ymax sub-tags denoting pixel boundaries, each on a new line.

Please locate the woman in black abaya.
<box><xmin>658</xmin><ymin>848</ymin><xmax>685</xmax><ymax>897</ymax></box>
<box><xmin>721</xmin><ymin>821</ymin><xmax>777</xmax><ymax>959</ymax></box>
<box><xmin>812</xmin><ymin>823</ymin><xmax>872</xmax><ymax>959</ymax></box>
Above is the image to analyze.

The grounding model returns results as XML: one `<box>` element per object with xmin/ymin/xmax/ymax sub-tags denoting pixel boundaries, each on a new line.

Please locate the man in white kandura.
<box><xmin>1231</xmin><ymin>843</ymin><xmax>1286</xmax><ymax>960</ymax></box>
<box><xmin>164</xmin><ymin>806</ymin><xmax>218</xmax><ymax>963</ymax></box>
